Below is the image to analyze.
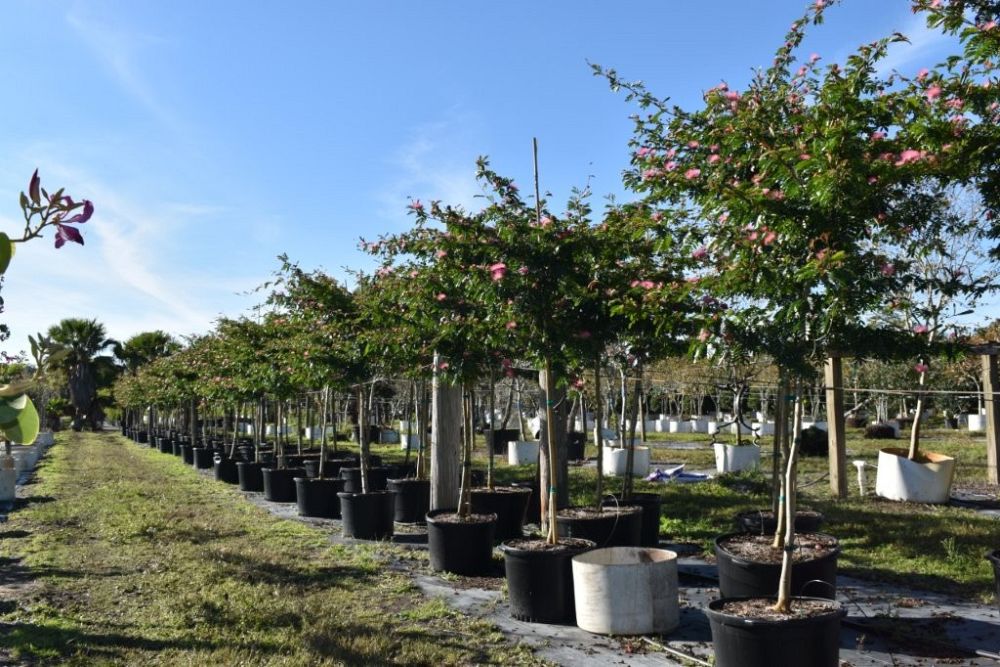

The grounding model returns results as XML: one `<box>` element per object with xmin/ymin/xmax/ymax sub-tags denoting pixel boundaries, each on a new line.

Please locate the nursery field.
<box><xmin>0</xmin><ymin>432</ymin><xmax>542</xmax><ymax>666</ymax></box>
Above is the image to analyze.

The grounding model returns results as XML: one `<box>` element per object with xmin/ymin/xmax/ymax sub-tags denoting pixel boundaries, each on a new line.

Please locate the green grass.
<box><xmin>0</xmin><ymin>432</ymin><xmax>544</xmax><ymax>666</ymax></box>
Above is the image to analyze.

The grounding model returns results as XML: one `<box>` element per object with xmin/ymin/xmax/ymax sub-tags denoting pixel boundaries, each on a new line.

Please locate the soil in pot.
<box><xmin>340</xmin><ymin>466</ymin><xmax>389</xmax><ymax>493</ymax></box>
<box><xmin>303</xmin><ymin>459</ymin><xmax>349</xmax><ymax>479</ymax></box>
<box><xmin>338</xmin><ymin>490</ymin><xmax>395</xmax><ymax>540</ymax></box>
<box><xmin>736</xmin><ymin>509</ymin><xmax>825</xmax><ymax>535</ymax></box>
<box><xmin>500</xmin><ymin>537</ymin><xmax>594</xmax><ymax>624</ymax></box>
<box><xmin>705</xmin><ymin>596</ymin><xmax>845</xmax><ymax>667</ymax></box>
<box><xmin>715</xmin><ymin>532</ymin><xmax>840</xmax><ymax>599</ymax></box>
<box><xmin>606</xmin><ymin>493</ymin><xmax>662</xmax><ymax>547</ymax></box>
<box><xmin>262</xmin><ymin>467</ymin><xmax>306</xmax><ymax>502</ymax></box>
<box><xmin>213</xmin><ymin>458</ymin><xmax>240</xmax><ymax>484</ymax></box>
<box><xmin>426</xmin><ymin>509</ymin><xmax>498</xmax><ymax>576</ymax></box>
<box><xmin>556</xmin><ymin>506</ymin><xmax>642</xmax><ymax>548</ymax></box>
<box><xmin>295</xmin><ymin>477</ymin><xmax>345</xmax><ymax>518</ymax></box>
<box><xmin>236</xmin><ymin>461</ymin><xmax>265</xmax><ymax>492</ymax></box>
<box><xmin>386</xmin><ymin>478</ymin><xmax>430</xmax><ymax>524</ymax></box>
<box><xmin>470</xmin><ymin>486</ymin><xmax>531</xmax><ymax>541</ymax></box>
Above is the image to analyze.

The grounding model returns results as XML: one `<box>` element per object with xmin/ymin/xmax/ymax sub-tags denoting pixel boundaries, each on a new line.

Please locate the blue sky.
<box><xmin>0</xmin><ymin>1</ymin><xmax>968</xmax><ymax>353</ymax></box>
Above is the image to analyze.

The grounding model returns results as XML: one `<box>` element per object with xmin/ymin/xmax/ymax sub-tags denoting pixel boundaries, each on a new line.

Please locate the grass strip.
<box><xmin>0</xmin><ymin>431</ymin><xmax>543</xmax><ymax>666</ymax></box>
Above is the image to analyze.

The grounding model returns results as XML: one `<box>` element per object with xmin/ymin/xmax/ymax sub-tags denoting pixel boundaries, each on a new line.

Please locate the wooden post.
<box><xmin>982</xmin><ymin>353</ymin><xmax>1000</xmax><ymax>485</ymax></box>
<box><xmin>825</xmin><ymin>356</ymin><xmax>848</xmax><ymax>499</ymax></box>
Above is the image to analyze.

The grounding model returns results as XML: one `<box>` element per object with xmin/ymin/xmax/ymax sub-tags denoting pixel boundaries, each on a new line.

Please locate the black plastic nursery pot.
<box><xmin>158</xmin><ymin>438</ymin><xmax>173</xmax><ymax>454</ymax></box>
<box><xmin>338</xmin><ymin>490</ymin><xmax>395</xmax><ymax>540</ymax></box>
<box><xmin>715</xmin><ymin>532</ymin><xmax>840</xmax><ymax>600</ymax></box>
<box><xmin>295</xmin><ymin>477</ymin><xmax>345</xmax><ymax>518</ymax></box>
<box><xmin>426</xmin><ymin>509</ymin><xmax>498</xmax><ymax>576</ymax></box>
<box><xmin>489</xmin><ymin>429</ymin><xmax>520</xmax><ymax>455</ymax></box>
<box><xmin>386</xmin><ymin>478</ymin><xmax>430</xmax><ymax>524</ymax></box>
<box><xmin>181</xmin><ymin>444</ymin><xmax>195</xmax><ymax>465</ymax></box>
<box><xmin>172</xmin><ymin>440</ymin><xmax>184</xmax><ymax>457</ymax></box>
<box><xmin>236</xmin><ymin>461</ymin><xmax>266</xmax><ymax>492</ymax></box>
<box><xmin>705</xmin><ymin>596</ymin><xmax>846</xmax><ymax>667</ymax></box>
<box><xmin>137</xmin><ymin>431</ymin><xmax>148</xmax><ymax>444</ymax></box>
<box><xmin>303</xmin><ymin>458</ymin><xmax>350</xmax><ymax>479</ymax></box>
<box><xmin>511</xmin><ymin>480</ymin><xmax>540</xmax><ymax>525</ymax></box>
<box><xmin>500</xmin><ymin>537</ymin><xmax>595</xmax><ymax>623</ymax></box>
<box><xmin>988</xmin><ymin>549</ymin><xmax>1000</xmax><ymax>613</ymax></box>
<box><xmin>607</xmin><ymin>493</ymin><xmax>662</xmax><ymax>547</ymax></box>
<box><xmin>339</xmin><ymin>466</ymin><xmax>389</xmax><ymax>494</ymax></box>
<box><xmin>470</xmin><ymin>487</ymin><xmax>532</xmax><ymax>541</ymax></box>
<box><xmin>213</xmin><ymin>457</ymin><xmax>240</xmax><ymax>484</ymax></box>
<box><xmin>736</xmin><ymin>509</ymin><xmax>825</xmax><ymax>535</ymax></box>
<box><xmin>555</xmin><ymin>506</ymin><xmax>643</xmax><ymax>548</ymax></box>
<box><xmin>262</xmin><ymin>467</ymin><xmax>306</xmax><ymax>502</ymax></box>
<box><xmin>567</xmin><ymin>432</ymin><xmax>586</xmax><ymax>460</ymax></box>
<box><xmin>192</xmin><ymin>447</ymin><xmax>216</xmax><ymax>470</ymax></box>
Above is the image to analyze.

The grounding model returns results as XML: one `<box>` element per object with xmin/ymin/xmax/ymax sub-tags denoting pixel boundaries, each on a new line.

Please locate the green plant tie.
<box><xmin>549</xmin><ymin>486</ymin><xmax>557</xmax><ymax>494</ymax></box>
<box><xmin>785</xmin><ymin>394</ymin><xmax>796</xmax><ymax>402</ymax></box>
<box><xmin>546</xmin><ymin>400</ymin><xmax>557</xmax><ymax>406</ymax></box>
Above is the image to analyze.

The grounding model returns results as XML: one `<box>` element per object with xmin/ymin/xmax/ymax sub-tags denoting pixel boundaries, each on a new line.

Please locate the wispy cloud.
<box><xmin>65</xmin><ymin>9</ymin><xmax>181</xmax><ymax>133</ymax></box>
<box><xmin>376</xmin><ymin>113</ymin><xmax>484</xmax><ymax>225</ymax></box>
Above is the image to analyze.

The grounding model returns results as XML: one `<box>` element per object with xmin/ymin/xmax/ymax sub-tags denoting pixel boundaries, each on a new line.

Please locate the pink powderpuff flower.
<box><xmin>688</xmin><ymin>140</ymin><xmax>700</xmax><ymax>149</ymax></box>
<box><xmin>517</xmin><ymin>266</ymin><xmax>529</xmax><ymax>275</ymax></box>
<box><xmin>809</xmin><ymin>53</ymin><xmax>821</xmax><ymax>63</ymax></box>
<box><xmin>980</xmin><ymin>21</ymin><xmax>997</xmax><ymax>31</ymax></box>
<box><xmin>686</xmin><ymin>276</ymin><xmax>700</xmax><ymax>284</ymax></box>
<box><xmin>799</xmin><ymin>153</ymin><xmax>811</xmax><ymax>160</ymax></box>
<box><xmin>640</xmin><ymin>280</ymin><xmax>656</xmax><ymax>289</ymax></box>
<box><xmin>436</xmin><ymin>293</ymin><xmax>447</xmax><ymax>301</ymax></box>
<box><xmin>408</xmin><ymin>200</ymin><xmax>424</xmax><ymax>212</ymax></box>
<box><xmin>642</xmin><ymin>169</ymin><xmax>660</xmax><ymax>181</ymax></box>
<box><xmin>725</xmin><ymin>91</ymin><xmax>740</xmax><ymax>102</ymax></box>
<box><xmin>917</xmin><ymin>68</ymin><xmax>929</xmax><ymax>81</ymax></box>
<box><xmin>747</xmin><ymin>230</ymin><xmax>759</xmax><ymax>241</ymax></box>
<box><xmin>881</xmin><ymin>263</ymin><xmax>895</xmax><ymax>276</ymax></box>
<box><xmin>630</xmin><ymin>280</ymin><xmax>640</xmax><ymax>288</ymax></box>
<box><xmin>762</xmin><ymin>231</ymin><xmax>777</xmax><ymax>245</ymax></box>
<box><xmin>505</xmin><ymin>320</ymin><xmax>517</xmax><ymax>330</ymax></box>
<box><xmin>914</xmin><ymin>324</ymin><xmax>929</xmax><ymax>334</ymax></box>
<box><xmin>698</xmin><ymin>329</ymin><xmax>711</xmax><ymax>342</ymax></box>
<box><xmin>439</xmin><ymin>361</ymin><xmax>450</xmax><ymax>370</ymax></box>
<box><xmin>538</xmin><ymin>216</ymin><xmax>552</xmax><ymax>227</ymax></box>
<box><xmin>664</xmin><ymin>161</ymin><xmax>678</xmax><ymax>172</ymax></box>
<box><xmin>929</xmin><ymin>0</ymin><xmax>941</xmax><ymax>7</ymax></box>
<box><xmin>895</xmin><ymin>149</ymin><xmax>925</xmax><ymax>165</ymax></box>
<box><xmin>926</xmin><ymin>85</ymin><xmax>942</xmax><ymax>101</ymax></box>
<box><xmin>707</xmin><ymin>154</ymin><xmax>721</xmax><ymax>164</ymax></box>
<box><xmin>685</xmin><ymin>168</ymin><xmax>701</xmax><ymax>180</ymax></box>
<box><xmin>436</xmin><ymin>249</ymin><xmax>447</xmax><ymax>259</ymax></box>
<box><xmin>913</xmin><ymin>363</ymin><xmax>929</xmax><ymax>374</ymax></box>
<box><xmin>636</xmin><ymin>146</ymin><xmax>652</xmax><ymax>158</ymax></box>
<box><xmin>410</xmin><ymin>270</ymin><xmax>419</xmax><ymax>278</ymax></box>
<box><xmin>692</xmin><ymin>246</ymin><xmax>708</xmax><ymax>259</ymax></box>
<box><xmin>868</xmin><ymin>175</ymin><xmax>878</xmax><ymax>184</ymax></box>
<box><xmin>572</xmin><ymin>378</ymin><xmax>586</xmax><ymax>389</ymax></box>
<box><xmin>490</xmin><ymin>262</ymin><xmax>508</xmax><ymax>281</ymax></box>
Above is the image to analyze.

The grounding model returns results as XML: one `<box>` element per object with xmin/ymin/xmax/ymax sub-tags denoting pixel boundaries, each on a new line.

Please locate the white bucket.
<box><xmin>379</xmin><ymin>429</ymin><xmax>400</xmax><ymax>444</ymax></box>
<box><xmin>707</xmin><ymin>420</ymin><xmax>719</xmax><ymax>435</ymax></box>
<box><xmin>689</xmin><ymin>417</ymin><xmax>708</xmax><ymax>433</ymax></box>
<box><xmin>508</xmin><ymin>440</ymin><xmax>540</xmax><ymax>466</ymax></box>
<box><xmin>874</xmin><ymin>448</ymin><xmax>956</xmax><ymax>504</ymax></box>
<box><xmin>713</xmin><ymin>442</ymin><xmax>760</xmax><ymax>473</ymax></box>
<box><xmin>572</xmin><ymin>547</ymin><xmax>679</xmax><ymax>635</ymax></box>
<box><xmin>752</xmin><ymin>422</ymin><xmax>775</xmax><ymax>436</ymax></box>
<box><xmin>601</xmin><ymin>446</ymin><xmax>650</xmax><ymax>477</ymax></box>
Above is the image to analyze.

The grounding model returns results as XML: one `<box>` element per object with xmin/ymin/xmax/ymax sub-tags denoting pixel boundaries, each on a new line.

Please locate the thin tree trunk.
<box><xmin>593</xmin><ymin>356</ymin><xmax>605</xmax><ymax>511</ymax></box>
<box><xmin>319</xmin><ymin>388</ymin><xmax>329</xmax><ymax>478</ymax></box>
<box><xmin>773</xmin><ymin>380</ymin><xmax>803</xmax><ymax>614</ymax></box>
<box><xmin>543</xmin><ymin>359</ymin><xmax>559</xmax><ymax>544</ymax></box>
<box><xmin>359</xmin><ymin>386</ymin><xmax>369</xmax><ymax>494</ymax></box>
<box><xmin>487</xmin><ymin>369</ymin><xmax>496</xmax><ymax>489</ymax></box>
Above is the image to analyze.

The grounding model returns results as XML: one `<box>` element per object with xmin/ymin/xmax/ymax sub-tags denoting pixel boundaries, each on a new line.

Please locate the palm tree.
<box><xmin>114</xmin><ymin>331</ymin><xmax>180</xmax><ymax>375</ymax></box>
<box><xmin>47</xmin><ymin>318</ymin><xmax>117</xmax><ymax>430</ymax></box>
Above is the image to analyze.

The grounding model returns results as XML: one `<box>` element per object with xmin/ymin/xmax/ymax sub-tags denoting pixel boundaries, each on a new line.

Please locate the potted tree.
<box><xmin>595</xmin><ymin>0</ymin><xmax>1000</xmax><ymax>656</ymax></box>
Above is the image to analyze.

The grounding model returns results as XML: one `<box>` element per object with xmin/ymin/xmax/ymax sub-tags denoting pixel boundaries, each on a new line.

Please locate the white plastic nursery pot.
<box><xmin>874</xmin><ymin>447</ymin><xmax>956</xmax><ymax>504</ymax></box>
<box><xmin>508</xmin><ymin>440</ymin><xmax>540</xmax><ymax>466</ymax></box>
<box><xmin>707</xmin><ymin>420</ymin><xmax>719</xmax><ymax>435</ymax></box>
<box><xmin>572</xmin><ymin>546</ymin><xmax>679</xmax><ymax>635</ymax></box>
<box><xmin>0</xmin><ymin>457</ymin><xmax>15</xmax><ymax>505</ymax></box>
<box><xmin>968</xmin><ymin>413</ymin><xmax>985</xmax><ymax>432</ymax></box>
<box><xmin>713</xmin><ymin>442</ymin><xmax>761</xmax><ymax>474</ymax></box>
<box><xmin>601</xmin><ymin>446</ymin><xmax>650</xmax><ymax>477</ymax></box>
<box><xmin>751</xmin><ymin>422</ymin><xmax>775</xmax><ymax>436</ymax></box>
<box><xmin>668</xmin><ymin>420</ymin><xmax>690</xmax><ymax>434</ymax></box>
